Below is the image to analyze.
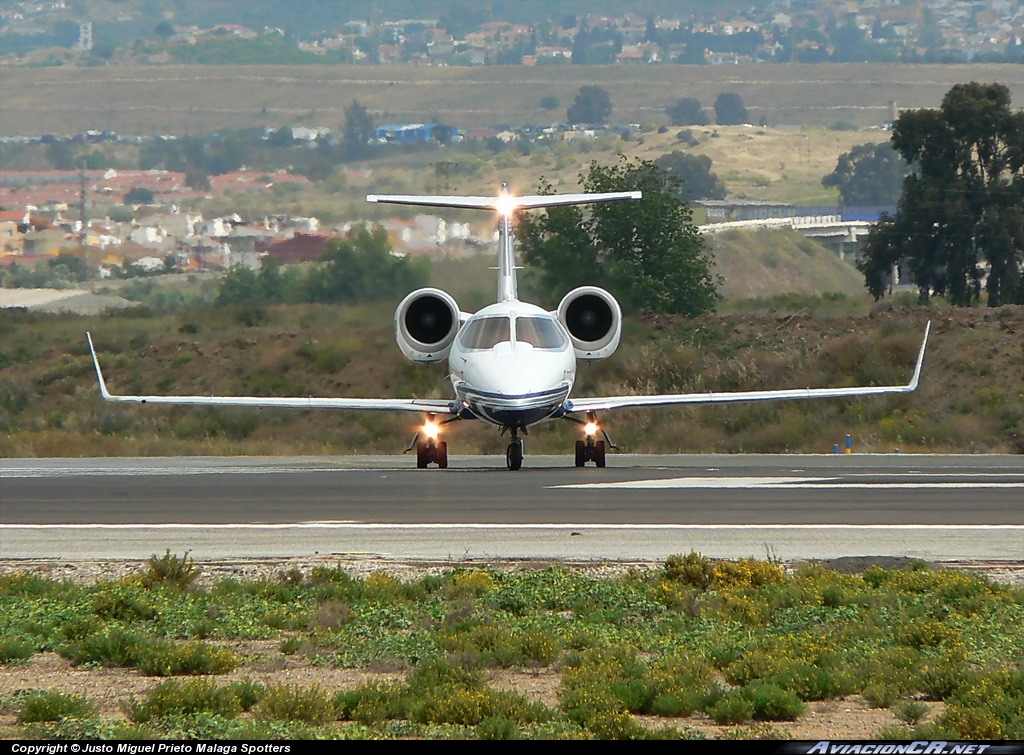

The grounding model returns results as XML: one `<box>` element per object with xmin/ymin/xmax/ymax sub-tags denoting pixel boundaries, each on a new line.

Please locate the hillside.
<box><xmin>1</xmin><ymin>301</ymin><xmax>1020</xmax><ymax>458</ymax></box>
<box><xmin>710</xmin><ymin>229</ymin><xmax>865</xmax><ymax>298</ymax></box>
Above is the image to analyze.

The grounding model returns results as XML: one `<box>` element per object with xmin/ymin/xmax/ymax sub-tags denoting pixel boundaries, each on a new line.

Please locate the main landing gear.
<box><xmin>571</xmin><ymin>412</ymin><xmax>612</xmax><ymax>468</ymax></box>
<box><xmin>575</xmin><ymin>437</ymin><xmax>606</xmax><ymax>468</ymax></box>
<box><xmin>416</xmin><ymin>438</ymin><xmax>448</xmax><ymax>469</ymax></box>
<box><xmin>408</xmin><ymin>413</ymin><xmax>448</xmax><ymax>469</ymax></box>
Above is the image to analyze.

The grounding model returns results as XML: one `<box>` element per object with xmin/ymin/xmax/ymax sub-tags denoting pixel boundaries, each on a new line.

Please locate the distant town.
<box><xmin>1</xmin><ymin>0</ymin><xmax>1022</xmax><ymax>66</ymax></box>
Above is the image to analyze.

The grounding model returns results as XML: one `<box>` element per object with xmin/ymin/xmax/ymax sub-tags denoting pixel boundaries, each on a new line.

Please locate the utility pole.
<box><xmin>79</xmin><ymin>163</ymin><xmax>92</xmax><ymax>291</ymax></box>
<box><xmin>431</xmin><ymin>161</ymin><xmax>457</xmax><ymax>193</ymax></box>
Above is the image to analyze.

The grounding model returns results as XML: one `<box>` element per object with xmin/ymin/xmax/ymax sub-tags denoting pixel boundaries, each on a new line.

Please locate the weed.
<box><xmin>254</xmin><ymin>683</ymin><xmax>335</xmax><ymax>724</ymax></box>
<box><xmin>126</xmin><ymin>678</ymin><xmax>242</xmax><ymax>723</ymax></box>
<box><xmin>336</xmin><ymin>681</ymin><xmax>406</xmax><ymax>725</ymax></box>
<box><xmin>142</xmin><ymin>550</ymin><xmax>201</xmax><ymax>591</ymax></box>
<box><xmin>135</xmin><ymin>640</ymin><xmax>241</xmax><ymax>676</ymax></box>
<box><xmin>0</xmin><ymin>636</ymin><xmax>34</xmax><ymax>664</ymax></box>
<box><xmin>17</xmin><ymin>691</ymin><xmax>96</xmax><ymax>724</ymax></box>
<box><xmin>476</xmin><ymin>715</ymin><xmax>520</xmax><ymax>740</ymax></box>
<box><xmin>59</xmin><ymin>626</ymin><xmax>145</xmax><ymax>667</ymax></box>
<box><xmin>894</xmin><ymin>699</ymin><xmax>930</xmax><ymax>726</ymax></box>
<box><xmin>743</xmin><ymin>682</ymin><xmax>806</xmax><ymax>721</ymax></box>
<box><xmin>663</xmin><ymin>552</ymin><xmax>715</xmax><ymax>590</ymax></box>
<box><xmin>709</xmin><ymin>691</ymin><xmax>754</xmax><ymax>725</ymax></box>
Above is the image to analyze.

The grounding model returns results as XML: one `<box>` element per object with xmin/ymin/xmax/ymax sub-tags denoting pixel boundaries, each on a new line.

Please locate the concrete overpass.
<box><xmin>698</xmin><ymin>215</ymin><xmax>873</xmax><ymax>259</ymax></box>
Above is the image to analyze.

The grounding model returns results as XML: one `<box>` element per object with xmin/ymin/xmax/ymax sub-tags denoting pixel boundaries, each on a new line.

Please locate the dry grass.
<box><xmin>2</xmin><ymin>63</ymin><xmax>1022</xmax><ymax>136</ymax></box>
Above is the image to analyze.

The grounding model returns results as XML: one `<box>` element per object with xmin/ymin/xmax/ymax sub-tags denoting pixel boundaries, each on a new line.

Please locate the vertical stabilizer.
<box><xmin>366</xmin><ymin>187</ymin><xmax>642</xmax><ymax>303</ymax></box>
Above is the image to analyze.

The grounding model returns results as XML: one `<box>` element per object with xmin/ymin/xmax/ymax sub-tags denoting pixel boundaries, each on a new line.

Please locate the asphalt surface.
<box><xmin>2</xmin><ymin>454</ymin><xmax>1021</xmax><ymax>562</ymax></box>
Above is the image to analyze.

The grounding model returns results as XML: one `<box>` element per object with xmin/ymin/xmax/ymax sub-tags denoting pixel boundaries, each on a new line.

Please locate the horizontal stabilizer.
<box><xmin>367</xmin><ymin>191</ymin><xmax>641</xmax><ymax>213</ymax></box>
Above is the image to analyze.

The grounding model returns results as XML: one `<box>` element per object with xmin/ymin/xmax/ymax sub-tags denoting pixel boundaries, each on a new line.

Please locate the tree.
<box><xmin>714</xmin><ymin>92</ymin><xmax>749</xmax><ymax>125</ymax></box>
<box><xmin>653</xmin><ymin>151</ymin><xmax>726</xmax><ymax>200</ymax></box>
<box><xmin>859</xmin><ymin>82</ymin><xmax>1024</xmax><ymax>307</ymax></box>
<box><xmin>822</xmin><ymin>142</ymin><xmax>909</xmax><ymax>206</ymax></box>
<box><xmin>567</xmin><ymin>85</ymin><xmax>612</xmax><ymax>126</ymax></box>
<box><xmin>665</xmin><ymin>97</ymin><xmax>709</xmax><ymax>126</ymax></box>
<box><xmin>517</xmin><ymin>157</ymin><xmax>719</xmax><ymax>316</ymax></box>
<box><xmin>342</xmin><ymin>99</ymin><xmax>375</xmax><ymax>160</ymax></box>
<box><xmin>124</xmin><ymin>187</ymin><xmax>155</xmax><ymax>205</ymax></box>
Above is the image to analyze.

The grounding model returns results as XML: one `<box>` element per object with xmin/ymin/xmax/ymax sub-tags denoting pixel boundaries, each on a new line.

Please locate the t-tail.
<box><xmin>366</xmin><ymin>185</ymin><xmax>641</xmax><ymax>303</ymax></box>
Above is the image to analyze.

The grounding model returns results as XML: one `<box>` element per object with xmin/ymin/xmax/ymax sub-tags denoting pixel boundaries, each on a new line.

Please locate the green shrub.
<box><xmin>767</xmin><ymin>664</ymin><xmax>848</xmax><ymax>701</ymax></box>
<box><xmin>17</xmin><ymin>691</ymin><xmax>96</xmax><ymax>724</ymax></box>
<box><xmin>0</xmin><ymin>636</ymin><xmax>34</xmax><ymax>664</ymax></box>
<box><xmin>135</xmin><ymin>640</ymin><xmax>241</xmax><ymax>676</ymax></box>
<box><xmin>89</xmin><ymin>587</ymin><xmax>157</xmax><ymax>621</ymax></box>
<box><xmin>255</xmin><ymin>683</ymin><xmax>335</xmax><ymax>724</ymax></box>
<box><xmin>709</xmin><ymin>691</ymin><xmax>753</xmax><ymax>725</ymax></box>
<box><xmin>743</xmin><ymin>682</ymin><xmax>805</xmax><ymax>721</ymax></box>
<box><xmin>862</xmin><ymin>682</ymin><xmax>901</xmax><ymax>709</ymax></box>
<box><xmin>59</xmin><ymin>626</ymin><xmax>145</xmax><ymax>667</ymax></box>
<box><xmin>336</xmin><ymin>681</ymin><xmax>407</xmax><ymax>725</ymax></box>
<box><xmin>127</xmin><ymin>678</ymin><xmax>243</xmax><ymax>723</ymax></box>
<box><xmin>663</xmin><ymin>552</ymin><xmax>714</xmax><ymax>590</ymax></box>
<box><xmin>227</xmin><ymin>678</ymin><xmax>265</xmax><ymax>711</ymax></box>
<box><xmin>894</xmin><ymin>699</ymin><xmax>930</xmax><ymax>726</ymax></box>
<box><xmin>142</xmin><ymin>550</ymin><xmax>201</xmax><ymax>591</ymax></box>
<box><xmin>476</xmin><ymin>715</ymin><xmax>520</xmax><ymax>740</ymax></box>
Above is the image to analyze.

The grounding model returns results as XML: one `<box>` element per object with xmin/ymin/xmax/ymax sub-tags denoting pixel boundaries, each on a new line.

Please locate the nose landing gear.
<box><xmin>503</xmin><ymin>426</ymin><xmax>525</xmax><ymax>470</ymax></box>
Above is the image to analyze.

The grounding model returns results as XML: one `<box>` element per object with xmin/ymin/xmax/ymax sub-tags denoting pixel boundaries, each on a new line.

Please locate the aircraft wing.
<box><xmin>86</xmin><ymin>333</ymin><xmax>456</xmax><ymax>415</ymax></box>
<box><xmin>366</xmin><ymin>191</ymin><xmax>641</xmax><ymax>212</ymax></box>
<box><xmin>565</xmin><ymin>322</ymin><xmax>931</xmax><ymax>414</ymax></box>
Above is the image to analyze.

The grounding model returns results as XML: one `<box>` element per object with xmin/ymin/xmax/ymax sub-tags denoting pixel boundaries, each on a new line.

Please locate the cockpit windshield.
<box><xmin>515</xmin><ymin>316</ymin><xmax>567</xmax><ymax>349</ymax></box>
<box><xmin>459</xmin><ymin>316</ymin><xmax>511</xmax><ymax>349</ymax></box>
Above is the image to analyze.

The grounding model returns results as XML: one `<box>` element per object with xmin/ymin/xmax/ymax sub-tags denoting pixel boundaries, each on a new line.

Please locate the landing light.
<box><xmin>422</xmin><ymin>419</ymin><xmax>441</xmax><ymax>440</ymax></box>
<box><xmin>495</xmin><ymin>193</ymin><xmax>518</xmax><ymax>218</ymax></box>
<box><xmin>584</xmin><ymin>421</ymin><xmax>599</xmax><ymax>437</ymax></box>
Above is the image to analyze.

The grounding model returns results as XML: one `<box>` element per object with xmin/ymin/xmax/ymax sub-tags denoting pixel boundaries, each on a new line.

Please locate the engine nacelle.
<box><xmin>557</xmin><ymin>286</ymin><xmax>621</xmax><ymax>362</ymax></box>
<box><xmin>395</xmin><ymin>288</ymin><xmax>461</xmax><ymax>363</ymax></box>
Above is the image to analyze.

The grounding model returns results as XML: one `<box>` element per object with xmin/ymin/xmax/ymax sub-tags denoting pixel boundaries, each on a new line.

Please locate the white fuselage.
<box><xmin>448</xmin><ymin>300</ymin><xmax>576</xmax><ymax>428</ymax></box>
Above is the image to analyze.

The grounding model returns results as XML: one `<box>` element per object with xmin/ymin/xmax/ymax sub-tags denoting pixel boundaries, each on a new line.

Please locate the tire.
<box><xmin>575</xmin><ymin>439</ymin><xmax>586</xmax><ymax>467</ymax></box>
<box><xmin>416</xmin><ymin>441</ymin><xmax>430</xmax><ymax>469</ymax></box>
<box><xmin>506</xmin><ymin>440</ymin><xmax>523</xmax><ymax>471</ymax></box>
<box><xmin>437</xmin><ymin>441</ymin><xmax>448</xmax><ymax>469</ymax></box>
<box><xmin>594</xmin><ymin>440</ymin><xmax>606</xmax><ymax>468</ymax></box>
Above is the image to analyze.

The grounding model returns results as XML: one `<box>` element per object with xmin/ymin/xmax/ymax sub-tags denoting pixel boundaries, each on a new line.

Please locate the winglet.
<box><xmin>906</xmin><ymin>320</ymin><xmax>931</xmax><ymax>391</ymax></box>
<box><xmin>85</xmin><ymin>332</ymin><xmax>112</xmax><ymax>400</ymax></box>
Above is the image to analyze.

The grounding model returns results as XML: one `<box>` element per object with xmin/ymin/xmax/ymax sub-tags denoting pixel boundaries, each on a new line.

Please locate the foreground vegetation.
<box><xmin>1</xmin><ymin>553</ymin><xmax>1021</xmax><ymax>740</ymax></box>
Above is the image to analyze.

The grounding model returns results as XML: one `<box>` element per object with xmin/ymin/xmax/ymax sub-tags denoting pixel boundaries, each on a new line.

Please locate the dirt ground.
<box><xmin>2</xmin><ymin>556</ymin><xmax>1022</xmax><ymax>740</ymax></box>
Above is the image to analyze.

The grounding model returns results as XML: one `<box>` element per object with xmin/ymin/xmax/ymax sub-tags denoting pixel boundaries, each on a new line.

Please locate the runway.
<box><xmin>2</xmin><ymin>454</ymin><xmax>1021</xmax><ymax>563</ymax></box>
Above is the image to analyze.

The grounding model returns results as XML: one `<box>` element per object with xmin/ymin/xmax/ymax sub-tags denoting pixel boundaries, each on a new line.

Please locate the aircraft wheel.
<box><xmin>437</xmin><ymin>441</ymin><xmax>448</xmax><ymax>469</ymax></box>
<box><xmin>574</xmin><ymin>440</ymin><xmax>586</xmax><ymax>467</ymax></box>
<box><xmin>594</xmin><ymin>440</ymin><xmax>606</xmax><ymax>468</ymax></box>
<box><xmin>506</xmin><ymin>440</ymin><xmax>523</xmax><ymax>471</ymax></box>
<box><xmin>416</xmin><ymin>441</ymin><xmax>429</xmax><ymax>469</ymax></box>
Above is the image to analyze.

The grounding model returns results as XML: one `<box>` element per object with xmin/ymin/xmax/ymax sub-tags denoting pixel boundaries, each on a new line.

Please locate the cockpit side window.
<box><xmin>515</xmin><ymin>316</ymin><xmax>567</xmax><ymax>349</ymax></box>
<box><xmin>458</xmin><ymin>316</ymin><xmax>511</xmax><ymax>349</ymax></box>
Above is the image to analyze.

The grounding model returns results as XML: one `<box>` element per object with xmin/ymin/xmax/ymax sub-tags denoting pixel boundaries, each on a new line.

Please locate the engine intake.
<box><xmin>557</xmin><ymin>286</ymin><xmax>621</xmax><ymax>361</ymax></box>
<box><xmin>395</xmin><ymin>288</ymin><xmax>462</xmax><ymax>363</ymax></box>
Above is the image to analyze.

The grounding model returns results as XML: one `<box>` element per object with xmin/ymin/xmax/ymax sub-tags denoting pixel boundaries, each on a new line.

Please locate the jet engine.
<box><xmin>556</xmin><ymin>286</ymin><xmax>621</xmax><ymax>361</ymax></box>
<box><xmin>395</xmin><ymin>288</ymin><xmax>462</xmax><ymax>363</ymax></box>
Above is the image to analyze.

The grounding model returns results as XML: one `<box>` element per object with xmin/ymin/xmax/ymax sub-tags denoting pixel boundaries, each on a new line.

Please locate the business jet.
<box><xmin>87</xmin><ymin>185</ymin><xmax>930</xmax><ymax>470</ymax></box>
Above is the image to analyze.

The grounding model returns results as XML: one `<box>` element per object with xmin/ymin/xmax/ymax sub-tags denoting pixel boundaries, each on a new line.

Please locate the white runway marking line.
<box><xmin>0</xmin><ymin>466</ymin><xmax>352</xmax><ymax>478</ymax></box>
<box><xmin>553</xmin><ymin>475</ymin><xmax>1024</xmax><ymax>490</ymax></box>
<box><xmin>2</xmin><ymin>523</ymin><xmax>1020</xmax><ymax>531</ymax></box>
